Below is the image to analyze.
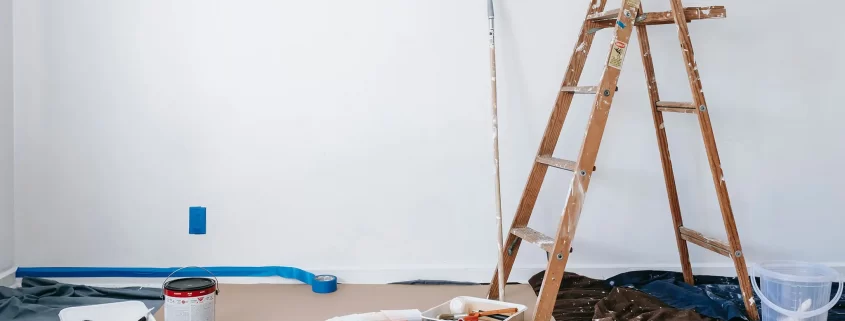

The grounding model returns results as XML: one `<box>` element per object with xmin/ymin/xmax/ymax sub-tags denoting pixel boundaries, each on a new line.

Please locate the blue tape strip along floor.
<box><xmin>15</xmin><ymin>266</ymin><xmax>317</xmax><ymax>285</ymax></box>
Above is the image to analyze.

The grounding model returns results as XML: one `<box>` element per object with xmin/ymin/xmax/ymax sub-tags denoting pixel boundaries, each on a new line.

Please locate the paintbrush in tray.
<box><xmin>436</xmin><ymin>307</ymin><xmax>518</xmax><ymax>321</ymax></box>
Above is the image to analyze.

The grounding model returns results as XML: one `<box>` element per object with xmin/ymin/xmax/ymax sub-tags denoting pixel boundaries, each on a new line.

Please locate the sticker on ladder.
<box><xmin>626</xmin><ymin>0</ymin><xmax>641</xmax><ymax>7</ymax></box>
<box><xmin>608</xmin><ymin>41</ymin><xmax>628</xmax><ymax>70</ymax></box>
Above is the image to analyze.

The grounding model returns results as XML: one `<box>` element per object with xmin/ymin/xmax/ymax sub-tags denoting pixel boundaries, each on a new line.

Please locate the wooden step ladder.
<box><xmin>487</xmin><ymin>0</ymin><xmax>759</xmax><ymax>320</ymax></box>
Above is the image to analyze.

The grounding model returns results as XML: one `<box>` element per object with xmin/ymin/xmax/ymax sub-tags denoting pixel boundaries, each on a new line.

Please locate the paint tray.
<box><xmin>59</xmin><ymin>301</ymin><xmax>157</xmax><ymax>321</ymax></box>
<box><xmin>421</xmin><ymin>296</ymin><xmax>526</xmax><ymax>321</ymax></box>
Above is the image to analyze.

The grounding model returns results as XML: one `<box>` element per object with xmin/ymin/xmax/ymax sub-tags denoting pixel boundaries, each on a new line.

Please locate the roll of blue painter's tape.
<box><xmin>312</xmin><ymin>275</ymin><xmax>338</xmax><ymax>293</ymax></box>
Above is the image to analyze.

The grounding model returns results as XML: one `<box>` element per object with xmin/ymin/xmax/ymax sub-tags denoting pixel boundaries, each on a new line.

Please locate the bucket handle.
<box><xmin>161</xmin><ymin>266</ymin><xmax>220</xmax><ymax>298</ymax></box>
<box><xmin>751</xmin><ymin>264</ymin><xmax>843</xmax><ymax>319</ymax></box>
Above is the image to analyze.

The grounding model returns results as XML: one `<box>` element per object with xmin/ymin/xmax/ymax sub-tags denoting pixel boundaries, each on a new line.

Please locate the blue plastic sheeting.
<box><xmin>606</xmin><ymin>270</ymin><xmax>845</xmax><ymax>321</ymax></box>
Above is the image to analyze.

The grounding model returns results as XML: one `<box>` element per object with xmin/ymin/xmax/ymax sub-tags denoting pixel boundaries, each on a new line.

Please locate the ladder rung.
<box><xmin>586</xmin><ymin>9</ymin><xmax>620</xmax><ymax>21</ymax></box>
<box><xmin>656</xmin><ymin>101</ymin><xmax>697</xmax><ymax>113</ymax></box>
<box><xmin>592</xmin><ymin>7</ymin><xmax>727</xmax><ymax>29</ymax></box>
<box><xmin>561</xmin><ymin>86</ymin><xmax>598</xmax><ymax>94</ymax></box>
<box><xmin>679</xmin><ymin>226</ymin><xmax>731</xmax><ymax>257</ymax></box>
<box><xmin>657</xmin><ymin>101</ymin><xmax>695</xmax><ymax>108</ymax></box>
<box><xmin>536</xmin><ymin>156</ymin><xmax>576</xmax><ymax>171</ymax></box>
<box><xmin>536</xmin><ymin>156</ymin><xmax>597</xmax><ymax>172</ymax></box>
<box><xmin>511</xmin><ymin>227</ymin><xmax>554</xmax><ymax>252</ymax></box>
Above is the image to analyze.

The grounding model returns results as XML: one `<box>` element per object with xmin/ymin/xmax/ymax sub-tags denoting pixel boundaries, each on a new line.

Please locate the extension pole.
<box><xmin>487</xmin><ymin>0</ymin><xmax>506</xmax><ymax>302</ymax></box>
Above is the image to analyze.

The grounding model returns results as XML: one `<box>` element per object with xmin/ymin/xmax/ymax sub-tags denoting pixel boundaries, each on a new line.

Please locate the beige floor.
<box><xmin>154</xmin><ymin>284</ymin><xmax>537</xmax><ymax>321</ymax></box>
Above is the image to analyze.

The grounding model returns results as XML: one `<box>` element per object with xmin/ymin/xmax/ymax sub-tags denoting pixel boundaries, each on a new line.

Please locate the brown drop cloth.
<box><xmin>528</xmin><ymin>271</ymin><xmax>716</xmax><ymax>321</ymax></box>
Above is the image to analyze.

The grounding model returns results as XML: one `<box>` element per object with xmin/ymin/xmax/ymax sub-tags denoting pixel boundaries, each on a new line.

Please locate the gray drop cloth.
<box><xmin>0</xmin><ymin>277</ymin><xmax>163</xmax><ymax>321</ymax></box>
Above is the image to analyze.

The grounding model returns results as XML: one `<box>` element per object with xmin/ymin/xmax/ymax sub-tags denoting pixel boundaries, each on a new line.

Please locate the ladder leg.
<box><xmin>533</xmin><ymin>1</ymin><xmax>641</xmax><ymax>319</ymax></box>
<box><xmin>668</xmin><ymin>0</ymin><xmax>759</xmax><ymax>320</ymax></box>
<box><xmin>635</xmin><ymin>5</ymin><xmax>694</xmax><ymax>285</ymax></box>
<box><xmin>487</xmin><ymin>0</ymin><xmax>609</xmax><ymax>300</ymax></box>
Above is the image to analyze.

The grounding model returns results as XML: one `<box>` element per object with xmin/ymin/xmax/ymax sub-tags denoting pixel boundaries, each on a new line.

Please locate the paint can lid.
<box><xmin>164</xmin><ymin>277</ymin><xmax>216</xmax><ymax>291</ymax></box>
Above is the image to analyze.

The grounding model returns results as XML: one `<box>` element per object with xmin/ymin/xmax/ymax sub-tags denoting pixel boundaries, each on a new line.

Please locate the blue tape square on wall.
<box><xmin>189</xmin><ymin>206</ymin><xmax>206</xmax><ymax>234</ymax></box>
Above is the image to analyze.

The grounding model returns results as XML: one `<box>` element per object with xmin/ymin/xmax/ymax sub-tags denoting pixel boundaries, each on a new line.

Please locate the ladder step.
<box><xmin>536</xmin><ymin>156</ymin><xmax>597</xmax><ymax>172</ymax></box>
<box><xmin>679</xmin><ymin>226</ymin><xmax>731</xmax><ymax>257</ymax></box>
<box><xmin>511</xmin><ymin>227</ymin><xmax>554</xmax><ymax>252</ymax></box>
<box><xmin>536</xmin><ymin>156</ymin><xmax>576</xmax><ymax>171</ymax></box>
<box><xmin>591</xmin><ymin>7</ymin><xmax>727</xmax><ymax>30</ymax></box>
<box><xmin>561</xmin><ymin>86</ymin><xmax>598</xmax><ymax>94</ymax></box>
<box><xmin>657</xmin><ymin>101</ymin><xmax>696</xmax><ymax>108</ymax></box>
<box><xmin>656</xmin><ymin>101</ymin><xmax>697</xmax><ymax>113</ymax></box>
<box><xmin>586</xmin><ymin>9</ymin><xmax>620</xmax><ymax>21</ymax></box>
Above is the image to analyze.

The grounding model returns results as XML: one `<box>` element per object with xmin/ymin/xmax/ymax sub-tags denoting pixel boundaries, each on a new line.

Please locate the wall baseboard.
<box><xmin>0</xmin><ymin>266</ymin><xmax>16</xmax><ymax>286</ymax></box>
<box><xmin>16</xmin><ymin>263</ymin><xmax>845</xmax><ymax>287</ymax></box>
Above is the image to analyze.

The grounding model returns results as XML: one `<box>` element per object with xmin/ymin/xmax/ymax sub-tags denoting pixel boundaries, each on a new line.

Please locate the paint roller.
<box><xmin>486</xmin><ymin>0</ymin><xmax>506</xmax><ymax>303</ymax></box>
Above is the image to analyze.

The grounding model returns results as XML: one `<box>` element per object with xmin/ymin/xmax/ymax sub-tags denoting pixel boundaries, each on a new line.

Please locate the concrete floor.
<box><xmin>154</xmin><ymin>284</ymin><xmax>538</xmax><ymax>321</ymax></box>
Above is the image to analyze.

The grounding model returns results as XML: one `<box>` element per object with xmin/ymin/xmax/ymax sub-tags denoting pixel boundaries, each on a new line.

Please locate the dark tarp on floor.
<box><xmin>0</xmin><ymin>277</ymin><xmax>163</xmax><ymax>321</ymax></box>
<box><xmin>529</xmin><ymin>271</ymin><xmax>717</xmax><ymax>321</ymax></box>
<box><xmin>595</xmin><ymin>287</ymin><xmax>717</xmax><ymax>321</ymax></box>
<box><xmin>530</xmin><ymin>270</ymin><xmax>845</xmax><ymax>321</ymax></box>
<box><xmin>528</xmin><ymin>271</ymin><xmax>612</xmax><ymax>320</ymax></box>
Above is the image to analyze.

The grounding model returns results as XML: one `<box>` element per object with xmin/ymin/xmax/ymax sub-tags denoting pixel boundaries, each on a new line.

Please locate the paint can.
<box><xmin>162</xmin><ymin>267</ymin><xmax>219</xmax><ymax>321</ymax></box>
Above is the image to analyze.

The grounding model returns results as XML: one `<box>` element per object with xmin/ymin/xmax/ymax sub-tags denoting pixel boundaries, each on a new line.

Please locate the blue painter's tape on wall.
<box><xmin>15</xmin><ymin>266</ymin><xmax>338</xmax><ymax>294</ymax></box>
<box><xmin>189</xmin><ymin>206</ymin><xmax>206</xmax><ymax>234</ymax></box>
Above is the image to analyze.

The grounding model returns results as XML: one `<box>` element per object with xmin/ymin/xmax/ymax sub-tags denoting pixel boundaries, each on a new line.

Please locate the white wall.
<box><xmin>0</xmin><ymin>0</ymin><xmax>14</xmax><ymax>281</ymax></box>
<box><xmin>12</xmin><ymin>0</ymin><xmax>845</xmax><ymax>283</ymax></box>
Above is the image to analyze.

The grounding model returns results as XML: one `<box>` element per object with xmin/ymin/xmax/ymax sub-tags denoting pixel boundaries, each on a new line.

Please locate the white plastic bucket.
<box><xmin>751</xmin><ymin>261</ymin><xmax>843</xmax><ymax>321</ymax></box>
